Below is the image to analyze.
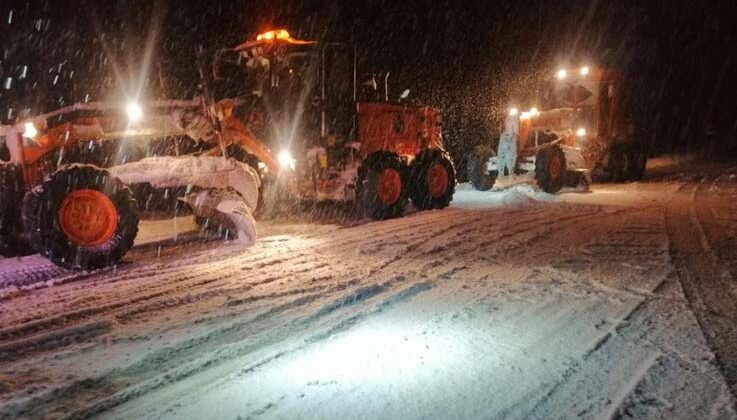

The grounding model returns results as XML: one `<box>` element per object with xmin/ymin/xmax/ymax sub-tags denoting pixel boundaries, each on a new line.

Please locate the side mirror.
<box><xmin>400</xmin><ymin>89</ymin><xmax>410</xmax><ymax>100</ymax></box>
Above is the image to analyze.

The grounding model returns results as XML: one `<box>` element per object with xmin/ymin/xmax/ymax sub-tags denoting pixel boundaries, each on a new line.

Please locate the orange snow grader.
<box><xmin>0</xmin><ymin>28</ymin><xmax>456</xmax><ymax>269</ymax></box>
<box><xmin>468</xmin><ymin>65</ymin><xmax>647</xmax><ymax>193</ymax></box>
<box><xmin>220</xmin><ymin>29</ymin><xmax>457</xmax><ymax>219</ymax></box>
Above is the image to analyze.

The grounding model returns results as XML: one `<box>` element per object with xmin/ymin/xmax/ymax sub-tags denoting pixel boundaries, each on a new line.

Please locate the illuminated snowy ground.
<box><xmin>1</xmin><ymin>158</ymin><xmax>737</xmax><ymax>419</ymax></box>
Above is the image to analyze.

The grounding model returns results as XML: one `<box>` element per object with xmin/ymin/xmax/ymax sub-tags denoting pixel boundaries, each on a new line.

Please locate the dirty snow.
<box><xmin>1</xmin><ymin>158</ymin><xmax>736</xmax><ymax>419</ymax></box>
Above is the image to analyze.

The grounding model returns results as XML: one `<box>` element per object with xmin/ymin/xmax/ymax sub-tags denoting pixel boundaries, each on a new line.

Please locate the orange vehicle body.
<box><xmin>356</xmin><ymin>103</ymin><xmax>443</xmax><ymax>158</ymax></box>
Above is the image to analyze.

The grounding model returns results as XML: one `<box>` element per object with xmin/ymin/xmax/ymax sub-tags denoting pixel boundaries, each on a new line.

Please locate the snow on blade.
<box><xmin>109</xmin><ymin>156</ymin><xmax>260</xmax><ymax>243</ymax></box>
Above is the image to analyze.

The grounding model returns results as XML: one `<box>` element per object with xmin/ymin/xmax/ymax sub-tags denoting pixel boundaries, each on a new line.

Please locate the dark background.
<box><xmin>1</xmin><ymin>0</ymin><xmax>736</xmax><ymax>163</ymax></box>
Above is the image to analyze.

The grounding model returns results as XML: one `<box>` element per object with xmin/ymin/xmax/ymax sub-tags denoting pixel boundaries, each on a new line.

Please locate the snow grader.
<box><xmin>0</xmin><ymin>29</ymin><xmax>456</xmax><ymax>270</ymax></box>
<box><xmin>468</xmin><ymin>65</ymin><xmax>647</xmax><ymax>193</ymax></box>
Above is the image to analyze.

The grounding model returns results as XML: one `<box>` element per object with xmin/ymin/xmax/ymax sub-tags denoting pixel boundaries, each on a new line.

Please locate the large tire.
<box><xmin>22</xmin><ymin>165</ymin><xmax>139</xmax><ymax>270</ymax></box>
<box><xmin>535</xmin><ymin>145</ymin><xmax>567</xmax><ymax>194</ymax></box>
<box><xmin>627</xmin><ymin>144</ymin><xmax>647</xmax><ymax>181</ymax></box>
<box><xmin>467</xmin><ymin>145</ymin><xmax>497</xmax><ymax>191</ymax></box>
<box><xmin>357</xmin><ymin>152</ymin><xmax>408</xmax><ymax>220</ymax></box>
<box><xmin>607</xmin><ymin>143</ymin><xmax>630</xmax><ymax>183</ymax></box>
<box><xmin>0</xmin><ymin>163</ymin><xmax>26</xmax><ymax>254</ymax></box>
<box><xmin>410</xmin><ymin>149</ymin><xmax>456</xmax><ymax>210</ymax></box>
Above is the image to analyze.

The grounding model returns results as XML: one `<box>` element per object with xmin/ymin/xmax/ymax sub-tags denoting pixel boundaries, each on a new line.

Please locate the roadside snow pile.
<box><xmin>453</xmin><ymin>182</ymin><xmax>547</xmax><ymax>209</ymax></box>
<box><xmin>110</xmin><ymin>156</ymin><xmax>260</xmax><ymax>244</ymax></box>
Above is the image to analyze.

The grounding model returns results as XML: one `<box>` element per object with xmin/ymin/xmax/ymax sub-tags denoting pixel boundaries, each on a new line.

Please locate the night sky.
<box><xmin>1</xmin><ymin>0</ymin><xmax>736</xmax><ymax>160</ymax></box>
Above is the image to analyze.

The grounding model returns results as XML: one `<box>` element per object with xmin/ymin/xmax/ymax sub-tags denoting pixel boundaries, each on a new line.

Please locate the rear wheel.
<box><xmin>535</xmin><ymin>145</ymin><xmax>567</xmax><ymax>193</ymax></box>
<box><xmin>0</xmin><ymin>163</ymin><xmax>26</xmax><ymax>254</ymax></box>
<box><xmin>357</xmin><ymin>152</ymin><xmax>408</xmax><ymax>220</ymax></box>
<box><xmin>410</xmin><ymin>149</ymin><xmax>456</xmax><ymax>210</ymax></box>
<box><xmin>22</xmin><ymin>165</ymin><xmax>139</xmax><ymax>269</ymax></box>
<box><xmin>467</xmin><ymin>145</ymin><xmax>497</xmax><ymax>191</ymax></box>
<box><xmin>607</xmin><ymin>144</ymin><xmax>630</xmax><ymax>183</ymax></box>
<box><xmin>627</xmin><ymin>145</ymin><xmax>647</xmax><ymax>181</ymax></box>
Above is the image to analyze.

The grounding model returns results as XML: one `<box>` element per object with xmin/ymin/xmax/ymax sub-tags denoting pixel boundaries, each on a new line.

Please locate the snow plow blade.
<box><xmin>109</xmin><ymin>156</ymin><xmax>260</xmax><ymax>244</ymax></box>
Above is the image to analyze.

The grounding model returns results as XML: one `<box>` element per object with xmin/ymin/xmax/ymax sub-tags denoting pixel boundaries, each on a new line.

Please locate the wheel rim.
<box><xmin>549</xmin><ymin>156</ymin><xmax>561</xmax><ymax>179</ymax></box>
<box><xmin>377</xmin><ymin>168</ymin><xmax>402</xmax><ymax>205</ymax></box>
<box><xmin>427</xmin><ymin>163</ymin><xmax>449</xmax><ymax>198</ymax></box>
<box><xmin>58</xmin><ymin>189</ymin><xmax>118</xmax><ymax>246</ymax></box>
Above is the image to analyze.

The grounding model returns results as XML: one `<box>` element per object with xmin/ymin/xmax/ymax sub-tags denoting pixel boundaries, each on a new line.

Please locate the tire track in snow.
<box><xmin>0</xmin><ymin>202</ymin><xmax>613</xmax><ymax>418</ymax></box>
<box><xmin>666</xmin><ymin>179</ymin><xmax>737</xmax><ymax>399</ymax></box>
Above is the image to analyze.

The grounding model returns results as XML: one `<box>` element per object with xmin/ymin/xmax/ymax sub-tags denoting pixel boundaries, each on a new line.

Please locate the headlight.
<box><xmin>556</xmin><ymin>69</ymin><xmax>567</xmax><ymax>80</ymax></box>
<box><xmin>277</xmin><ymin>149</ymin><xmax>296</xmax><ymax>170</ymax></box>
<box><xmin>508</xmin><ymin>107</ymin><xmax>519</xmax><ymax>116</ymax></box>
<box><xmin>22</xmin><ymin>122</ymin><xmax>38</xmax><ymax>139</ymax></box>
<box><xmin>126</xmin><ymin>102</ymin><xmax>143</xmax><ymax>123</ymax></box>
<box><xmin>576</xmin><ymin>127</ymin><xmax>587</xmax><ymax>137</ymax></box>
<box><xmin>529</xmin><ymin>107</ymin><xmax>540</xmax><ymax>117</ymax></box>
<box><xmin>580</xmin><ymin>66</ymin><xmax>590</xmax><ymax>76</ymax></box>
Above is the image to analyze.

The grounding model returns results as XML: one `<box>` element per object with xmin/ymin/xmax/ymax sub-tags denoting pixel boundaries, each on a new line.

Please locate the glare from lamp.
<box><xmin>580</xmin><ymin>66</ymin><xmax>590</xmax><ymax>76</ymax></box>
<box><xmin>576</xmin><ymin>127</ymin><xmax>587</xmax><ymax>137</ymax></box>
<box><xmin>530</xmin><ymin>107</ymin><xmax>540</xmax><ymax>117</ymax></box>
<box><xmin>126</xmin><ymin>102</ymin><xmax>143</xmax><ymax>123</ymax></box>
<box><xmin>22</xmin><ymin>122</ymin><xmax>38</xmax><ymax>139</ymax></box>
<box><xmin>509</xmin><ymin>107</ymin><xmax>519</xmax><ymax>116</ymax></box>
<box><xmin>278</xmin><ymin>149</ymin><xmax>296</xmax><ymax>170</ymax></box>
<box><xmin>556</xmin><ymin>69</ymin><xmax>567</xmax><ymax>80</ymax></box>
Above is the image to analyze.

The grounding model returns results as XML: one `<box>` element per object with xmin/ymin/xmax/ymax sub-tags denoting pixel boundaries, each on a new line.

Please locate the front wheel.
<box><xmin>467</xmin><ymin>145</ymin><xmax>497</xmax><ymax>191</ymax></box>
<box><xmin>22</xmin><ymin>165</ymin><xmax>139</xmax><ymax>270</ymax></box>
<box><xmin>535</xmin><ymin>145</ymin><xmax>567</xmax><ymax>194</ymax></box>
<box><xmin>357</xmin><ymin>152</ymin><xmax>408</xmax><ymax>220</ymax></box>
<box><xmin>410</xmin><ymin>149</ymin><xmax>456</xmax><ymax>210</ymax></box>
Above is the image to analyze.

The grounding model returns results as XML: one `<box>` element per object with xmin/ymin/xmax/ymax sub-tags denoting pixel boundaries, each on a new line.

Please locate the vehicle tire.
<box><xmin>357</xmin><ymin>151</ymin><xmax>408</xmax><ymax>220</ymax></box>
<box><xmin>535</xmin><ymin>145</ymin><xmax>567</xmax><ymax>194</ymax></box>
<box><xmin>22</xmin><ymin>165</ymin><xmax>139</xmax><ymax>270</ymax></box>
<box><xmin>410</xmin><ymin>149</ymin><xmax>456</xmax><ymax>210</ymax></box>
<box><xmin>0</xmin><ymin>163</ymin><xmax>26</xmax><ymax>254</ymax></box>
<box><xmin>467</xmin><ymin>145</ymin><xmax>497</xmax><ymax>191</ymax></box>
<box><xmin>607</xmin><ymin>143</ymin><xmax>630</xmax><ymax>183</ymax></box>
<box><xmin>626</xmin><ymin>144</ymin><xmax>647</xmax><ymax>181</ymax></box>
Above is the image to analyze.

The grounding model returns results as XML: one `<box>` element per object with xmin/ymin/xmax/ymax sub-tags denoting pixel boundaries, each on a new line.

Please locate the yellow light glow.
<box><xmin>580</xmin><ymin>66</ymin><xmax>590</xmax><ymax>76</ymax></box>
<box><xmin>556</xmin><ymin>69</ymin><xmax>567</xmax><ymax>80</ymax></box>
<box><xmin>257</xmin><ymin>29</ymin><xmax>291</xmax><ymax>42</ymax></box>
<box><xmin>530</xmin><ymin>107</ymin><xmax>540</xmax><ymax>116</ymax></box>
<box><xmin>509</xmin><ymin>107</ymin><xmax>519</xmax><ymax>116</ymax></box>
<box><xmin>22</xmin><ymin>122</ymin><xmax>38</xmax><ymax>139</ymax></box>
<box><xmin>126</xmin><ymin>102</ymin><xmax>143</xmax><ymax>123</ymax></box>
<box><xmin>576</xmin><ymin>127</ymin><xmax>587</xmax><ymax>137</ymax></box>
<box><xmin>277</xmin><ymin>149</ymin><xmax>296</xmax><ymax>170</ymax></box>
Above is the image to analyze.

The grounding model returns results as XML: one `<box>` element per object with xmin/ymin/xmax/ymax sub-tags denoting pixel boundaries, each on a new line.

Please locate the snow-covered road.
<box><xmin>1</xmin><ymin>159</ymin><xmax>737</xmax><ymax>419</ymax></box>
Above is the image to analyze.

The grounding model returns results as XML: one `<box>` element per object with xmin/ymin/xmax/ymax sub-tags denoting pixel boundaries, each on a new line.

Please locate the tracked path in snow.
<box><xmin>1</xmin><ymin>173</ymin><xmax>736</xmax><ymax>419</ymax></box>
<box><xmin>665</xmin><ymin>176</ymin><xmax>737</xmax><ymax>399</ymax></box>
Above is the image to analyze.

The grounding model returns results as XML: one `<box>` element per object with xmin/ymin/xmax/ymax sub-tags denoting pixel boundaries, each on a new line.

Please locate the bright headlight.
<box><xmin>556</xmin><ymin>69</ymin><xmax>567</xmax><ymax>80</ymax></box>
<box><xmin>508</xmin><ymin>107</ymin><xmax>519</xmax><ymax>116</ymax></box>
<box><xmin>580</xmin><ymin>66</ymin><xmax>590</xmax><ymax>76</ymax></box>
<box><xmin>22</xmin><ymin>122</ymin><xmax>38</xmax><ymax>139</ymax></box>
<box><xmin>277</xmin><ymin>149</ymin><xmax>296</xmax><ymax>170</ymax></box>
<box><xmin>126</xmin><ymin>102</ymin><xmax>143</xmax><ymax>123</ymax></box>
<box><xmin>529</xmin><ymin>107</ymin><xmax>540</xmax><ymax>117</ymax></box>
<box><xmin>576</xmin><ymin>127</ymin><xmax>587</xmax><ymax>137</ymax></box>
